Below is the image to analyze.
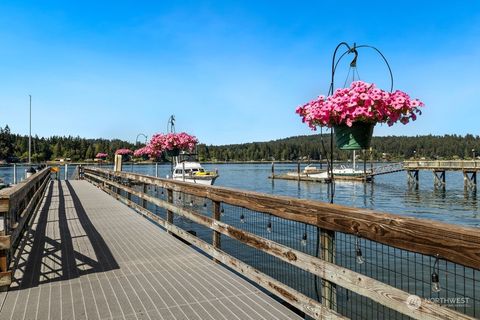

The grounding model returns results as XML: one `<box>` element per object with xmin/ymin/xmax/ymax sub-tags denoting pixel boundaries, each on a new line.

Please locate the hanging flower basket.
<box><xmin>334</xmin><ymin>122</ymin><xmax>375</xmax><ymax>150</ymax></box>
<box><xmin>95</xmin><ymin>152</ymin><xmax>108</xmax><ymax>160</ymax></box>
<box><xmin>115</xmin><ymin>148</ymin><xmax>133</xmax><ymax>161</ymax></box>
<box><xmin>296</xmin><ymin>81</ymin><xmax>424</xmax><ymax>148</ymax></box>
<box><xmin>148</xmin><ymin>132</ymin><xmax>198</xmax><ymax>157</ymax></box>
<box><xmin>133</xmin><ymin>146</ymin><xmax>152</xmax><ymax>160</ymax></box>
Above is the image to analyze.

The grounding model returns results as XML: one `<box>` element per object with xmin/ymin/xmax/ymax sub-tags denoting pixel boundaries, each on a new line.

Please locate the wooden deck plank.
<box><xmin>0</xmin><ymin>180</ymin><xmax>301</xmax><ymax>320</ymax></box>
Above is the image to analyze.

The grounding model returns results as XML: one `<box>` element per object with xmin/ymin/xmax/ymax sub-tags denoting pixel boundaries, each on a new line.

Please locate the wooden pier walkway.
<box><xmin>0</xmin><ymin>180</ymin><xmax>300</xmax><ymax>320</ymax></box>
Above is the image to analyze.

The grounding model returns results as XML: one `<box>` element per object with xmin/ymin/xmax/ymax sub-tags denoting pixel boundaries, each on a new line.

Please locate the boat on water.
<box><xmin>288</xmin><ymin>164</ymin><xmax>370</xmax><ymax>179</ymax></box>
<box><xmin>286</xmin><ymin>150</ymin><xmax>372</xmax><ymax>181</ymax></box>
<box><xmin>172</xmin><ymin>152</ymin><xmax>219</xmax><ymax>185</ymax></box>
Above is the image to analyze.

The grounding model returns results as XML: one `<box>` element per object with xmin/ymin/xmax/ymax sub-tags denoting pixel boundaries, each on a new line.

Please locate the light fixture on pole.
<box><xmin>25</xmin><ymin>95</ymin><xmax>36</xmax><ymax>179</ymax></box>
<box><xmin>29</xmin><ymin>95</ymin><xmax>32</xmax><ymax>165</ymax></box>
<box><xmin>132</xmin><ymin>133</ymin><xmax>148</xmax><ymax>172</ymax></box>
<box><xmin>136</xmin><ymin>133</ymin><xmax>148</xmax><ymax>146</ymax></box>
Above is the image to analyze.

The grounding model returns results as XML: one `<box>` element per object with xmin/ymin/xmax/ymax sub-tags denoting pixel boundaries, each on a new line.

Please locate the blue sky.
<box><xmin>1</xmin><ymin>1</ymin><xmax>479</xmax><ymax>145</ymax></box>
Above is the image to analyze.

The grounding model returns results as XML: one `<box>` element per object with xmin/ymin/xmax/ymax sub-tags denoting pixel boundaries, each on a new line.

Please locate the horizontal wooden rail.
<box><xmin>0</xmin><ymin>167</ymin><xmax>51</xmax><ymax>287</ymax></box>
<box><xmin>86</xmin><ymin>173</ymin><xmax>344</xmax><ymax>320</ymax></box>
<box><xmin>84</xmin><ymin>169</ymin><xmax>476</xmax><ymax>320</ymax></box>
<box><xmin>84</xmin><ymin>167</ymin><xmax>480</xmax><ymax>270</ymax></box>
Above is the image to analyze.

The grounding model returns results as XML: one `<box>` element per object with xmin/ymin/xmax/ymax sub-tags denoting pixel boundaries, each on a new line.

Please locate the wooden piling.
<box><xmin>433</xmin><ymin>170</ymin><xmax>446</xmax><ymax>187</ymax></box>
<box><xmin>167</xmin><ymin>189</ymin><xmax>174</xmax><ymax>233</ymax></box>
<box><xmin>297</xmin><ymin>161</ymin><xmax>300</xmax><ymax>181</ymax></box>
<box><xmin>463</xmin><ymin>171</ymin><xmax>477</xmax><ymax>189</ymax></box>
<box><xmin>212</xmin><ymin>201</ymin><xmax>221</xmax><ymax>262</ymax></box>
<box><xmin>142</xmin><ymin>183</ymin><xmax>148</xmax><ymax>208</ymax></box>
<box><xmin>114</xmin><ymin>154</ymin><xmax>123</xmax><ymax>172</ymax></box>
<box><xmin>407</xmin><ymin>170</ymin><xmax>419</xmax><ymax>184</ymax></box>
<box><xmin>321</xmin><ymin>229</ymin><xmax>336</xmax><ymax>311</ymax></box>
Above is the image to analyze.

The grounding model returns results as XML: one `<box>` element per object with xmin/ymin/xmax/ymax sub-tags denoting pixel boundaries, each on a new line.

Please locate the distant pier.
<box><xmin>404</xmin><ymin>160</ymin><xmax>479</xmax><ymax>188</ymax></box>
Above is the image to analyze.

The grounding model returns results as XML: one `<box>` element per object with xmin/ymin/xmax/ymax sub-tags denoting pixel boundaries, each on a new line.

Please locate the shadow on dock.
<box><xmin>9</xmin><ymin>181</ymin><xmax>119</xmax><ymax>290</ymax></box>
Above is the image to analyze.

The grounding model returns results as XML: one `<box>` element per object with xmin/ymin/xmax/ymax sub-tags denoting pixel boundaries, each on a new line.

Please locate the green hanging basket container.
<box><xmin>166</xmin><ymin>148</ymin><xmax>180</xmax><ymax>157</ymax></box>
<box><xmin>334</xmin><ymin>122</ymin><xmax>375</xmax><ymax>150</ymax></box>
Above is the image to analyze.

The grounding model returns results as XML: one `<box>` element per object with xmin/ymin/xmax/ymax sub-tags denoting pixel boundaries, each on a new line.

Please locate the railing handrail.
<box><xmin>83</xmin><ymin>166</ymin><xmax>480</xmax><ymax>270</ymax></box>
<box><xmin>0</xmin><ymin>167</ymin><xmax>50</xmax><ymax>199</ymax></box>
<box><xmin>404</xmin><ymin>160</ymin><xmax>480</xmax><ymax>169</ymax></box>
<box><xmin>0</xmin><ymin>166</ymin><xmax>51</xmax><ymax>287</ymax></box>
<box><xmin>83</xmin><ymin>166</ymin><xmax>477</xmax><ymax>320</ymax></box>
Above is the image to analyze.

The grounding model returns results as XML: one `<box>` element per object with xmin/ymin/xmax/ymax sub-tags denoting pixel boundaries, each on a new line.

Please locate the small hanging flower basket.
<box><xmin>133</xmin><ymin>146</ymin><xmax>152</xmax><ymax>160</ymax></box>
<box><xmin>148</xmin><ymin>132</ymin><xmax>198</xmax><ymax>157</ymax></box>
<box><xmin>115</xmin><ymin>148</ymin><xmax>133</xmax><ymax>161</ymax></box>
<box><xmin>95</xmin><ymin>152</ymin><xmax>108</xmax><ymax>160</ymax></box>
<box><xmin>296</xmin><ymin>81</ymin><xmax>424</xmax><ymax>150</ymax></box>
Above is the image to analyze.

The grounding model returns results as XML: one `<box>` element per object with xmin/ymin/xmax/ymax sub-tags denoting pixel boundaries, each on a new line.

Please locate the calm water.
<box><xmin>1</xmin><ymin>162</ymin><xmax>479</xmax><ymax>227</ymax></box>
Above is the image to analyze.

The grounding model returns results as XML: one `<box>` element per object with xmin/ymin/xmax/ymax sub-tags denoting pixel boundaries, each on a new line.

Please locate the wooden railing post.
<box><xmin>0</xmin><ymin>198</ymin><xmax>9</xmax><ymax>289</ymax></box>
<box><xmin>126</xmin><ymin>179</ymin><xmax>131</xmax><ymax>201</ymax></box>
<box><xmin>167</xmin><ymin>189</ymin><xmax>173</xmax><ymax>231</ymax></box>
<box><xmin>142</xmin><ymin>183</ymin><xmax>148</xmax><ymax>208</ymax></box>
<box><xmin>321</xmin><ymin>229</ymin><xmax>336</xmax><ymax>311</ymax></box>
<box><xmin>212</xmin><ymin>201</ymin><xmax>221</xmax><ymax>260</ymax></box>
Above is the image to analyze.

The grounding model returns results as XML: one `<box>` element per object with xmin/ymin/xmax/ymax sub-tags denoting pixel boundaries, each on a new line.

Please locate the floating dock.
<box><xmin>269</xmin><ymin>173</ymin><xmax>373</xmax><ymax>182</ymax></box>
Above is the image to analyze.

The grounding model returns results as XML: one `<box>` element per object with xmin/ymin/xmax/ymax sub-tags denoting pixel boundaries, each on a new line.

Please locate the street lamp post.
<box><xmin>29</xmin><ymin>95</ymin><xmax>32</xmax><ymax>165</ymax></box>
<box><xmin>132</xmin><ymin>133</ymin><xmax>148</xmax><ymax>172</ymax></box>
<box><xmin>25</xmin><ymin>95</ymin><xmax>38</xmax><ymax>179</ymax></box>
<box><xmin>472</xmin><ymin>149</ymin><xmax>475</xmax><ymax>160</ymax></box>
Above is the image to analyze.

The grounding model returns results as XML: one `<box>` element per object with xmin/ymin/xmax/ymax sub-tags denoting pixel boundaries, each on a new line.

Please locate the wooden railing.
<box><xmin>83</xmin><ymin>167</ymin><xmax>479</xmax><ymax>320</ymax></box>
<box><xmin>0</xmin><ymin>167</ymin><xmax>51</xmax><ymax>287</ymax></box>
<box><xmin>404</xmin><ymin>160</ymin><xmax>480</xmax><ymax>170</ymax></box>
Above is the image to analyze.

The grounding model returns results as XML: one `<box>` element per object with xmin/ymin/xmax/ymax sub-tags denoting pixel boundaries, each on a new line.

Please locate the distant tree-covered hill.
<box><xmin>0</xmin><ymin>125</ymin><xmax>137</xmax><ymax>162</ymax></box>
<box><xmin>1</xmin><ymin>124</ymin><xmax>479</xmax><ymax>162</ymax></box>
<box><xmin>197</xmin><ymin>134</ymin><xmax>480</xmax><ymax>162</ymax></box>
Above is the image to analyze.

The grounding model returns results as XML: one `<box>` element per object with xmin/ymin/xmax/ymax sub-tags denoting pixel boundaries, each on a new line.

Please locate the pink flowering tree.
<box><xmin>149</xmin><ymin>132</ymin><xmax>198</xmax><ymax>156</ymax></box>
<box><xmin>296</xmin><ymin>81</ymin><xmax>424</xmax><ymax>129</ymax></box>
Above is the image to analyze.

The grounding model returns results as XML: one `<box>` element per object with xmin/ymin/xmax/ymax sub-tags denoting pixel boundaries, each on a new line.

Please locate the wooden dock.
<box><xmin>0</xmin><ymin>180</ymin><xmax>301</xmax><ymax>320</ymax></box>
<box><xmin>0</xmin><ymin>167</ymin><xmax>478</xmax><ymax>319</ymax></box>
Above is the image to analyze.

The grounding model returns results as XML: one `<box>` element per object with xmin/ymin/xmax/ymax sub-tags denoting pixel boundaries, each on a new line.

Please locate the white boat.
<box><xmin>172</xmin><ymin>153</ymin><xmax>219</xmax><ymax>185</ymax></box>
<box><xmin>289</xmin><ymin>151</ymin><xmax>371</xmax><ymax>179</ymax></box>
<box><xmin>288</xmin><ymin>165</ymin><xmax>368</xmax><ymax>179</ymax></box>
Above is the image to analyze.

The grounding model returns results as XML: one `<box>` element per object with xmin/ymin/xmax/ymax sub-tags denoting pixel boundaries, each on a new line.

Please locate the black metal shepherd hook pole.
<box><xmin>327</xmin><ymin>42</ymin><xmax>394</xmax><ymax>204</ymax></box>
<box><xmin>167</xmin><ymin>115</ymin><xmax>176</xmax><ymax>133</ymax></box>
